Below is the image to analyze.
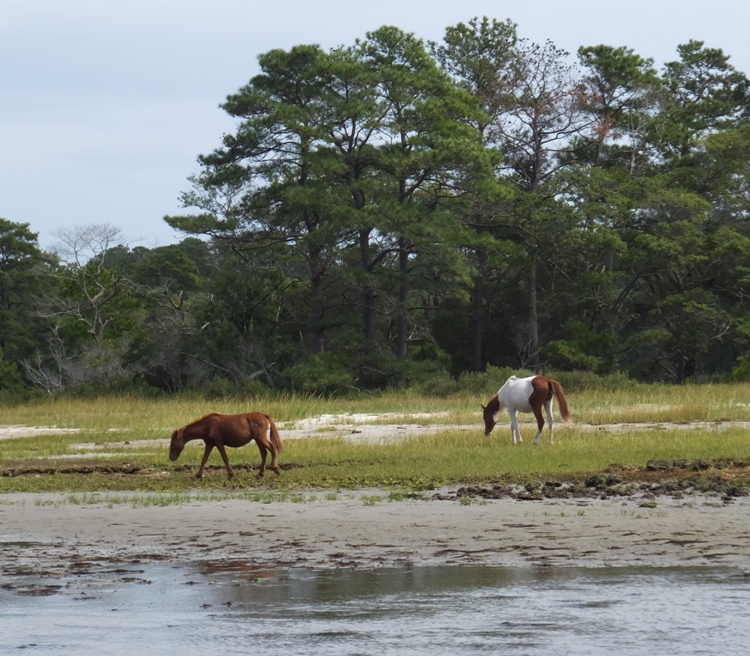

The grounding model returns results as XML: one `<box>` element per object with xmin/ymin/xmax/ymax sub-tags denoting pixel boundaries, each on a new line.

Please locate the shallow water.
<box><xmin>2</xmin><ymin>563</ymin><xmax>749</xmax><ymax>655</ymax></box>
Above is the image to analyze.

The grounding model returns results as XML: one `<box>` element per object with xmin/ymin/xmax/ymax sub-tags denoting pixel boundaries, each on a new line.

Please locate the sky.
<box><xmin>3</xmin><ymin>0</ymin><xmax>750</xmax><ymax>252</ymax></box>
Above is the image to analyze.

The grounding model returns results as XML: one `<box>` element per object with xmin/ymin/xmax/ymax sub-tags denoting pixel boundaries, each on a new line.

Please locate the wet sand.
<box><xmin>2</xmin><ymin>491</ymin><xmax>749</xmax><ymax>573</ymax></box>
<box><xmin>2</xmin><ymin>415</ymin><xmax>750</xmax><ymax>574</ymax></box>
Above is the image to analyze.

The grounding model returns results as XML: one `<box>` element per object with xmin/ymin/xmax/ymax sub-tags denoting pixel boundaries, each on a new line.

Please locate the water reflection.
<box><xmin>1</xmin><ymin>563</ymin><xmax>748</xmax><ymax>655</ymax></box>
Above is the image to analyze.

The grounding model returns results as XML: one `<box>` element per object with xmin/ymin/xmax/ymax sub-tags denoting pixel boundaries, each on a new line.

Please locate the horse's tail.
<box><xmin>549</xmin><ymin>379</ymin><xmax>571</xmax><ymax>421</ymax></box>
<box><xmin>266</xmin><ymin>414</ymin><xmax>283</xmax><ymax>454</ymax></box>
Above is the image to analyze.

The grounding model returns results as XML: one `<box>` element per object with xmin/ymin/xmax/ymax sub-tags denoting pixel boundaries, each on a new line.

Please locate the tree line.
<box><xmin>3</xmin><ymin>17</ymin><xmax>750</xmax><ymax>395</ymax></box>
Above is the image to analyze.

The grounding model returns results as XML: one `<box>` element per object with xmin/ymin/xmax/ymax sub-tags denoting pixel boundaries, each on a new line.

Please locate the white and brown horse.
<box><xmin>482</xmin><ymin>375</ymin><xmax>570</xmax><ymax>444</ymax></box>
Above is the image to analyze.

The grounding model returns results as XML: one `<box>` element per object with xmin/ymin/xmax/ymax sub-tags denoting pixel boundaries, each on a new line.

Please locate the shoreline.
<box><xmin>2</xmin><ymin>490</ymin><xmax>749</xmax><ymax>573</ymax></box>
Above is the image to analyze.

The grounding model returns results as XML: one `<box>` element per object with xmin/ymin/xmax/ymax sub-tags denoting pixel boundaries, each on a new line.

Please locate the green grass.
<box><xmin>1</xmin><ymin>384</ymin><xmax>749</xmax><ymax>494</ymax></box>
<box><xmin>280</xmin><ymin>426</ymin><xmax>749</xmax><ymax>486</ymax></box>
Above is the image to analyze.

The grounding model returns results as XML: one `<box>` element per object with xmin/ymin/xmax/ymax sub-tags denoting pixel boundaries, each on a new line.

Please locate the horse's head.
<box><xmin>169</xmin><ymin>428</ymin><xmax>185</xmax><ymax>461</ymax></box>
<box><xmin>481</xmin><ymin>396</ymin><xmax>502</xmax><ymax>436</ymax></box>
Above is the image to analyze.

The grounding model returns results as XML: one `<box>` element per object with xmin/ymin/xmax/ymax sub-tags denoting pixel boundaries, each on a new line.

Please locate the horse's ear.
<box><xmin>480</xmin><ymin>404</ymin><xmax>486</xmax><ymax>410</ymax></box>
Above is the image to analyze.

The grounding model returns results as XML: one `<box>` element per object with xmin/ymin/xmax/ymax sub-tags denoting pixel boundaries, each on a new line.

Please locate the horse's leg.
<box><xmin>261</xmin><ymin>436</ymin><xmax>280</xmax><ymax>475</ymax></box>
<box><xmin>255</xmin><ymin>441</ymin><xmax>267</xmax><ymax>478</ymax></box>
<box><xmin>508</xmin><ymin>408</ymin><xmax>521</xmax><ymax>444</ymax></box>
<box><xmin>256</xmin><ymin>421</ymin><xmax>280</xmax><ymax>476</ymax></box>
<box><xmin>532</xmin><ymin>403</ymin><xmax>545</xmax><ymax>445</ymax></box>
<box><xmin>545</xmin><ymin>400</ymin><xmax>555</xmax><ymax>444</ymax></box>
<box><xmin>196</xmin><ymin>443</ymin><xmax>214</xmax><ymax>479</ymax></box>
<box><xmin>215</xmin><ymin>443</ymin><xmax>234</xmax><ymax>480</ymax></box>
<box><xmin>268</xmin><ymin>446</ymin><xmax>280</xmax><ymax>475</ymax></box>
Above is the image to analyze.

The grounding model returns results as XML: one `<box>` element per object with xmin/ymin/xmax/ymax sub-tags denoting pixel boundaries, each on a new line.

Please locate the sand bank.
<box><xmin>2</xmin><ymin>491</ymin><xmax>749</xmax><ymax>573</ymax></box>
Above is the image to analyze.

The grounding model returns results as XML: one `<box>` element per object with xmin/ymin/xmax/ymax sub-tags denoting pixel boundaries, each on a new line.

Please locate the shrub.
<box><xmin>458</xmin><ymin>365</ymin><xmax>528</xmax><ymax>395</ymax></box>
<box><xmin>196</xmin><ymin>375</ymin><xmax>270</xmax><ymax>400</ymax></box>
<box><xmin>282</xmin><ymin>352</ymin><xmax>356</xmax><ymax>394</ymax></box>
<box><xmin>415</xmin><ymin>369</ymin><xmax>459</xmax><ymax>397</ymax></box>
<box><xmin>550</xmin><ymin>370</ymin><xmax>633</xmax><ymax>393</ymax></box>
<box><xmin>731</xmin><ymin>355</ymin><xmax>750</xmax><ymax>382</ymax></box>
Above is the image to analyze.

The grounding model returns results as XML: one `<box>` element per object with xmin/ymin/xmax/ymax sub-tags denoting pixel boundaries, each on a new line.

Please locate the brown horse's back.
<box><xmin>172</xmin><ymin>411</ymin><xmax>282</xmax><ymax>479</ymax></box>
<box><xmin>182</xmin><ymin>412</ymin><xmax>282</xmax><ymax>446</ymax></box>
<box><xmin>200</xmin><ymin>412</ymin><xmax>280</xmax><ymax>449</ymax></box>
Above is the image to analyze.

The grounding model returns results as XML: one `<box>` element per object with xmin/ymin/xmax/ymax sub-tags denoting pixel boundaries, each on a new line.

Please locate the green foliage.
<box><xmin>731</xmin><ymin>355</ymin><xmax>750</xmax><ymax>382</ymax></box>
<box><xmin>194</xmin><ymin>376</ymin><xmax>270</xmax><ymax>400</ymax></box>
<box><xmin>458</xmin><ymin>365</ymin><xmax>525</xmax><ymax>395</ymax></box>
<box><xmin>549</xmin><ymin>370</ymin><xmax>632</xmax><ymax>393</ymax></box>
<box><xmin>282</xmin><ymin>352</ymin><xmax>356</xmax><ymax>394</ymax></box>
<box><xmin>661</xmin><ymin>40</ymin><xmax>750</xmax><ymax>157</ymax></box>
<box><xmin>545</xmin><ymin>320</ymin><xmax>621</xmax><ymax>373</ymax></box>
<box><xmin>9</xmin><ymin>27</ymin><xmax>750</xmax><ymax>393</ymax></box>
<box><xmin>545</xmin><ymin>339</ymin><xmax>601</xmax><ymax>372</ymax></box>
<box><xmin>0</xmin><ymin>218</ymin><xmax>51</xmax><ymax>365</ymax></box>
<box><xmin>0</xmin><ymin>348</ymin><xmax>23</xmax><ymax>390</ymax></box>
<box><xmin>409</xmin><ymin>368</ymin><xmax>459</xmax><ymax>397</ymax></box>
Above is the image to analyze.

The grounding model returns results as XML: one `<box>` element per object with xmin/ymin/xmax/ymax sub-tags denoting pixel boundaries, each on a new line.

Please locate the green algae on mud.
<box><xmin>1</xmin><ymin>454</ymin><xmax>749</xmax><ymax>501</ymax></box>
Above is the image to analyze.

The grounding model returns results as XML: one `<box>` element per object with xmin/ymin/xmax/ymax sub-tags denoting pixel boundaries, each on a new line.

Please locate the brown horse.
<box><xmin>169</xmin><ymin>412</ymin><xmax>283</xmax><ymax>479</ymax></box>
<box><xmin>482</xmin><ymin>375</ymin><xmax>570</xmax><ymax>444</ymax></box>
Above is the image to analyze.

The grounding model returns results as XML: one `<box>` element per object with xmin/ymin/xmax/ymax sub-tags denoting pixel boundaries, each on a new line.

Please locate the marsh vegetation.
<box><xmin>1</xmin><ymin>382</ymin><xmax>749</xmax><ymax>495</ymax></box>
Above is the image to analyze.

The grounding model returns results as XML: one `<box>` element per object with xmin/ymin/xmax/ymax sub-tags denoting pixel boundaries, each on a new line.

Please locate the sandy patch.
<box><xmin>0</xmin><ymin>425</ymin><xmax>80</xmax><ymax>440</ymax></box>
<box><xmin>277</xmin><ymin>413</ymin><xmax>476</xmax><ymax>443</ymax></box>
<box><xmin>1</xmin><ymin>491</ymin><xmax>749</xmax><ymax>572</ymax></box>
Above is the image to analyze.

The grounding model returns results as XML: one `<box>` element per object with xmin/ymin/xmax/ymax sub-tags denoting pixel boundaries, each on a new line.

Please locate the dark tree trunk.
<box><xmin>360</xmin><ymin>228</ymin><xmax>375</xmax><ymax>355</ymax></box>
<box><xmin>396</xmin><ymin>237</ymin><xmax>409</xmax><ymax>358</ymax></box>
<box><xmin>309</xmin><ymin>245</ymin><xmax>325</xmax><ymax>354</ymax></box>
<box><xmin>529</xmin><ymin>257</ymin><xmax>540</xmax><ymax>373</ymax></box>
<box><xmin>472</xmin><ymin>274</ymin><xmax>484</xmax><ymax>372</ymax></box>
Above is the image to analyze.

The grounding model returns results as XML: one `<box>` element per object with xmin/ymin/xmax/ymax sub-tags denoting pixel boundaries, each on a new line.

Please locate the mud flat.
<box><xmin>2</xmin><ymin>491</ymin><xmax>750</xmax><ymax>578</ymax></box>
<box><xmin>2</xmin><ymin>416</ymin><xmax>750</xmax><ymax>576</ymax></box>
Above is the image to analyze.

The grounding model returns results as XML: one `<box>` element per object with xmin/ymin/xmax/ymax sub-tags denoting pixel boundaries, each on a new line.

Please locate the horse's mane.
<box><xmin>484</xmin><ymin>395</ymin><xmax>500</xmax><ymax>414</ymax></box>
<box><xmin>185</xmin><ymin>412</ymin><xmax>221</xmax><ymax>428</ymax></box>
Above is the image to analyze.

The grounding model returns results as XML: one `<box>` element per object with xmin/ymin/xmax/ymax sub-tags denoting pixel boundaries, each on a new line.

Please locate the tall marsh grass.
<box><xmin>3</xmin><ymin>382</ymin><xmax>750</xmax><ymax>429</ymax></box>
<box><xmin>572</xmin><ymin>383</ymin><xmax>750</xmax><ymax>424</ymax></box>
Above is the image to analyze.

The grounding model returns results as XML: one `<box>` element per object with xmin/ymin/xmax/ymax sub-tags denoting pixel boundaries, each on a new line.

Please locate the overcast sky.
<box><xmin>3</xmin><ymin>0</ymin><xmax>749</xmax><ymax>251</ymax></box>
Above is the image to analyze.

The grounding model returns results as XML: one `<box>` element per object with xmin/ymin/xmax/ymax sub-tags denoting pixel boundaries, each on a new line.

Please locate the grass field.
<box><xmin>1</xmin><ymin>383</ymin><xmax>749</xmax><ymax>494</ymax></box>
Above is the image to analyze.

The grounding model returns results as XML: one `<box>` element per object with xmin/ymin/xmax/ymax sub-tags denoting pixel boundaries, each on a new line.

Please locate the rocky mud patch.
<box><xmin>438</xmin><ymin>458</ymin><xmax>750</xmax><ymax>503</ymax></box>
